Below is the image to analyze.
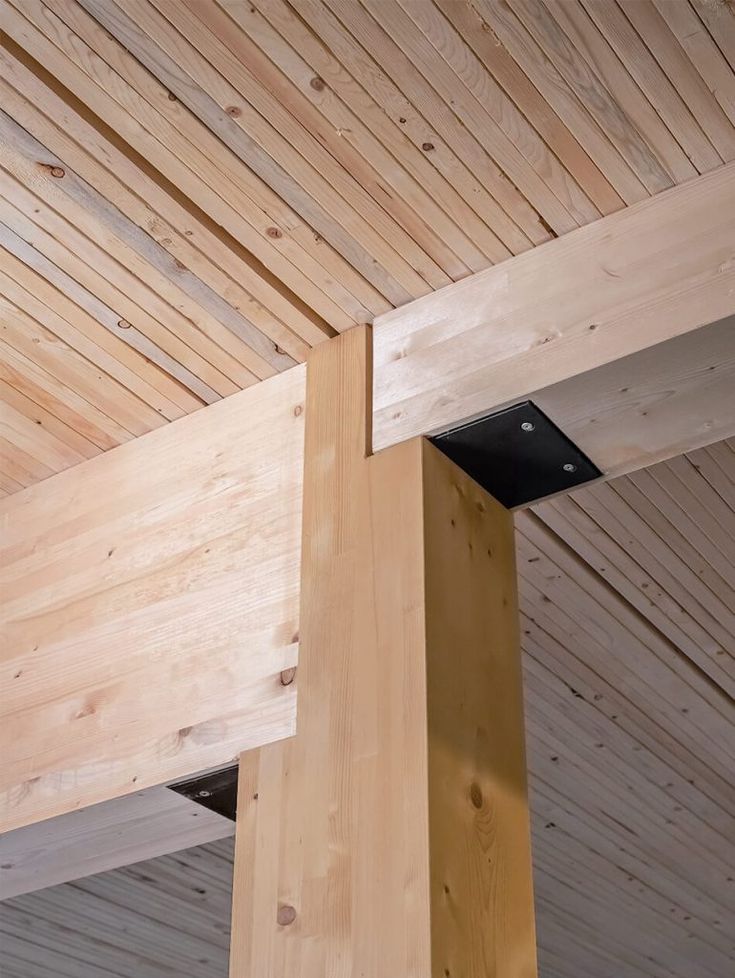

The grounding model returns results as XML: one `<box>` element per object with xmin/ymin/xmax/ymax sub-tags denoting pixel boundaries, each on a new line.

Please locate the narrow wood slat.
<box><xmin>0</xmin><ymin>249</ymin><xmax>183</xmax><ymax>425</ymax></box>
<box><xmin>325</xmin><ymin>0</ymin><xmax>544</xmax><ymax>252</ymax></box>
<box><xmin>94</xmin><ymin>0</ymin><xmax>443</xmax><ymax>300</ymax></box>
<box><xmin>0</xmin><ymin>209</ymin><xmax>217</xmax><ymax>407</ymax></box>
<box><xmin>0</xmin><ymin>338</ymin><xmax>132</xmax><ymax>452</ymax></box>
<box><xmin>476</xmin><ymin>0</ymin><xmax>651</xmax><ymax>204</ymax></box>
<box><xmin>363</xmin><ymin>0</ymin><xmax>580</xmax><ymax>235</ymax></box>
<box><xmin>618</xmin><ymin>0</ymin><xmax>735</xmax><ymax>162</ymax></box>
<box><xmin>17</xmin><ymin>0</ymin><xmax>368</xmax><ymax>334</ymax></box>
<box><xmin>0</xmin><ymin>379</ymin><xmax>98</xmax><ymax>461</ymax></box>
<box><xmin>0</xmin><ymin>298</ymin><xmax>166</xmax><ymax>438</ymax></box>
<box><xmin>390</xmin><ymin>0</ymin><xmax>601</xmax><ymax>227</ymax></box>
<box><xmin>218</xmin><ymin>0</ymin><xmax>497</xmax><ymax>272</ymax></box>
<box><xmin>521</xmin><ymin>605</ymin><xmax>735</xmax><ymax>834</ymax></box>
<box><xmin>434</xmin><ymin>0</ymin><xmax>624</xmax><ymax>215</ymax></box>
<box><xmin>0</xmin><ymin>112</ymin><xmax>281</xmax><ymax>384</ymax></box>
<box><xmin>0</xmin><ymin>397</ymin><xmax>87</xmax><ymax>473</ymax></box>
<box><xmin>534</xmin><ymin>493</ymin><xmax>735</xmax><ymax>693</ymax></box>
<box><xmin>580</xmin><ymin>0</ymin><xmax>724</xmax><ymax>173</ymax></box>
<box><xmin>270</xmin><ymin>0</ymin><xmax>516</xmax><ymax>264</ymax></box>
<box><xmin>0</xmin><ymin>42</ymin><xmax>310</xmax><ymax>366</ymax></box>
<box><xmin>540</xmin><ymin>0</ymin><xmax>699</xmax><ymax>184</ymax></box>
<box><xmin>691</xmin><ymin>0</ymin><xmax>735</xmax><ymax>74</ymax></box>
<box><xmin>0</xmin><ymin>179</ymin><xmax>235</xmax><ymax>402</ymax></box>
<box><xmin>0</xmin><ymin>435</ymin><xmax>55</xmax><ymax>487</ymax></box>
<box><xmin>654</xmin><ymin>0</ymin><xmax>735</xmax><ymax>129</ymax></box>
<box><xmin>516</xmin><ymin>516</ymin><xmax>735</xmax><ymax>750</ymax></box>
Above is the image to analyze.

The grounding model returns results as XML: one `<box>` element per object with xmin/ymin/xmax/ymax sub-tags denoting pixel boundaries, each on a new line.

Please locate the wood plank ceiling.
<box><xmin>2</xmin><ymin>0</ymin><xmax>735</xmax><ymax>492</ymax></box>
<box><xmin>2</xmin><ymin>439</ymin><xmax>734</xmax><ymax>978</ymax></box>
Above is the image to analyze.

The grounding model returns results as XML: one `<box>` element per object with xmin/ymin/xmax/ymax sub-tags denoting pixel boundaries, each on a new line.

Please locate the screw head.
<box><xmin>563</xmin><ymin>463</ymin><xmax>577</xmax><ymax>473</ymax></box>
<box><xmin>520</xmin><ymin>421</ymin><xmax>535</xmax><ymax>432</ymax></box>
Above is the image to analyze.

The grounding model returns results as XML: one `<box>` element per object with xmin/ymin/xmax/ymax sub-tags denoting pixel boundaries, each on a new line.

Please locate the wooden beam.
<box><xmin>0</xmin><ymin>367</ymin><xmax>305</xmax><ymax>833</ymax></box>
<box><xmin>532</xmin><ymin>315</ymin><xmax>735</xmax><ymax>479</ymax></box>
<box><xmin>0</xmin><ymin>784</ymin><xmax>233</xmax><ymax>900</ymax></box>
<box><xmin>372</xmin><ymin>164</ymin><xmax>735</xmax><ymax>467</ymax></box>
<box><xmin>229</xmin><ymin>328</ymin><xmax>536</xmax><ymax>976</ymax></box>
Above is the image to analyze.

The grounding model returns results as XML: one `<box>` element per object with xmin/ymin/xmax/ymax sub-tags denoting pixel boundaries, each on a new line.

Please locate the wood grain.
<box><xmin>533</xmin><ymin>315</ymin><xmax>735</xmax><ymax>479</ymax></box>
<box><xmin>2</xmin><ymin>0</ymin><xmax>735</xmax><ymax>492</ymax></box>
<box><xmin>0</xmin><ymin>785</ymin><xmax>234</xmax><ymax>899</ymax></box>
<box><xmin>0</xmin><ymin>367</ymin><xmax>305</xmax><ymax>832</ymax></box>
<box><xmin>372</xmin><ymin>163</ymin><xmax>735</xmax><ymax>456</ymax></box>
<box><xmin>229</xmin><ymin>328</ymin><xmax>536</xmax><ymax>976</ymax></box>
<box><xmin>1</xmin><ymin>441</ymin><xmax>733</xmax><ymax>978</ymax></box>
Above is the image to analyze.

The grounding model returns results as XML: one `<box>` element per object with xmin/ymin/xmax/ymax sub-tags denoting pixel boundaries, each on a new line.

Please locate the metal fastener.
<box><xmin>520</xmin><ymin>421</ymin><xmax>535</xmax><ymax>432</ymax></box>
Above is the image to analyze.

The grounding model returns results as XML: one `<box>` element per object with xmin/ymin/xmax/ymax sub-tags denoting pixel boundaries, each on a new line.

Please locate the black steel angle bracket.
<box><xmin>430</xmin><ymin>401</ymin><xmax>601</xmax><ymax>508</ymax></box>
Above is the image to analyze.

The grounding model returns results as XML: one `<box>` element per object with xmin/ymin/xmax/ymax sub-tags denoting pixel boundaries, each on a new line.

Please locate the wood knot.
<box><xmin>293</xmin><ymin>404</ymin><xmax>303</xmax><ymax>417</ymax></box>
<box><xmin>310</xmin><ymin>75</ymin><xmax>325</xmax><ymax>91</ymax></box>
<box><xmin>38</xmin><ymin>162</ymin><xmax>65</xmax><ymax>178</ymax></box>
<box><xmin>280</xmin><ymin>667</ymin><xmax>297</xmax><ymax>686</ymax></box>
<box><xmin>226</xmin><ymin>105</ymin><xmax>242</xmax><ymax>117</ymax></box>
<box><xmin>277</xmin><ymin>904</ymin><xmax>297</xmax><ymax>926</ymax></box>
<box><xmin>266</xmin><ymin>226</ymin><xmax>283</xmax><ymax>239</ymax></box>
<box><xmin>117</xmin><ymin>319</ymin><xmax>132</xmax><ymax>330</ymax></box>
<box><xmin>167</xmin><ymin>91</ymin><xmax>177</xmax><ymax>101</ymax></box>
<box><xmin>469</xmin><ymin>782</ymin><xmax>483</xmax><ymax>809</ymax></box>
<box><xmin>421</xmin><ymin>142</ymin><xmax>435</xmax><ymax>152</ymax></box>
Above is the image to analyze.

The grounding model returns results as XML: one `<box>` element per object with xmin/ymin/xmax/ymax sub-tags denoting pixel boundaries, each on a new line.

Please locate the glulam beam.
<box><xmin>372</xmin><ymin>164</ymin><xmax>735</xmax><ymax>474</ymax></box>
<box><xmin>0</xmin><ymin>367</ymin><xmax>305</xmax><ymax>832</ymax></box>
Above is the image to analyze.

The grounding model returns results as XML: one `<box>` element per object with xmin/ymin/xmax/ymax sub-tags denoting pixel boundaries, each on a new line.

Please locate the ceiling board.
<box><xmin>2</xmin><ymin>0</ymin><xmax>735</xmax><ymax>490</ymax></box>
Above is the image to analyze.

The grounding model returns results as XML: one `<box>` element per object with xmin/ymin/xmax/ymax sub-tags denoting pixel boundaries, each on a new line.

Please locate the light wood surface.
<box><xmin>372</xmin><ymin>162</ymin><xmax>735</xmax><ymax>453</ymax></box>
<box><xmin>3</xmin><ymin>440</ymin><xmax>733</xmax><ymax>978</ymax></box>
<box><xmin>228</xmin><ymin>328</ymin><xmax>536</xmax><ymax>976</ymax></box>
<box><xmin>534</xmin><ymin>315</ymin><xmax>735</xmax><ymax>478</ymax></box>
<box><xmin>0</xmin><ymin>366</ymin><xmax>305</xmax><ymax>832</ymax></box>
<box><xmin>0</xmin><ymin>785</ymin><xmax>234</xmax><ymax>900</ymax></box>
<box><xmin>2</xmin><ymin>0</ymin><xmax>735</xmax><ymax>492</ymax></box>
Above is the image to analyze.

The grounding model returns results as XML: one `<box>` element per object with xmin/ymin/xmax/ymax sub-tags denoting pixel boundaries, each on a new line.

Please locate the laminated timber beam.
<box><xmin>228</xmin><ymin>327</ymin><xmax>537</xmax><ymax>977</ymax></box>
<box><xmin>0</xmin><ymin>366</ymin><xmax>305</xmax><ymax>833</ymax></box>
<box><xmin>372</xmin><ymin>162</ymin><xmax>735</xmax><ymax>477</ymax></box>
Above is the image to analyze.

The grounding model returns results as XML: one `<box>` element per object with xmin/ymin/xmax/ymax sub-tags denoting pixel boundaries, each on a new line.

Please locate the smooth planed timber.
<box><xmin>0</xmin><ymin>366</ymin><xmax>305</xmax><ymax>833</ymax></box>
<box><xmin>0</xmin><ymin>783</ymin><xmax>234</xmax><ymax>899</ymax></box>
<box><xmin>372</xmin><ymin>163</ymin><xmax>735</xmax><ymax>457</ymax></box>
<box><xmin>228</xmin><ymin>327</ymin><xmax>536</xmax><ymax>977</ymax></box>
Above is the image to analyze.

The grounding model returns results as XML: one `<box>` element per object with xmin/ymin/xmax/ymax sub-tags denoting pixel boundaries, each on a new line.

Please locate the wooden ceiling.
<box><xmin>2</xmin><ymin>0</ymin><xmax>735</xmax><ymax>492</ymax></box>
<box><xmin>3</xmin><ymin>439</ymin><xmax>733</xmax><ymax>977</ymax></box>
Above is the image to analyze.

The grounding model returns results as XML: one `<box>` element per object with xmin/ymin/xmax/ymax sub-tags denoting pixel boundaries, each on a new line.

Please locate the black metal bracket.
<box><xmin>169</xmin><ymin>765</ymin><xmax>239</xmax><ymax>821</ymax></box>
<box><xmin>430</xmin><ymin>401</ymin><xmax>601</xmax><ymax>508</ymax></box>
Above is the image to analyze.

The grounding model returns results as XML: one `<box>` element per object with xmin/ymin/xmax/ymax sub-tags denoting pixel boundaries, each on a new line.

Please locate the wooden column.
<box><xmin>229</xmin><ymin>328</ymin><xmax>537</xmax><ymax>977</ymax></box>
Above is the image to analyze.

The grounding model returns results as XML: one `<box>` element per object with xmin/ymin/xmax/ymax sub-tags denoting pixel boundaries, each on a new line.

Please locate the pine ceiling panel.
<box><xmin>2</xmin><ymin>0</ymin><xmax>735</xmax><ymax>489</ymax></box>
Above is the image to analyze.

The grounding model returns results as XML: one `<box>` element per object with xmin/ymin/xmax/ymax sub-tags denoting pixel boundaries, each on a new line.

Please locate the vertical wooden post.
<box><xmin>229</xmin><ymin>328</ymin><xmax>537</xmax><ymax>977</ymax></box>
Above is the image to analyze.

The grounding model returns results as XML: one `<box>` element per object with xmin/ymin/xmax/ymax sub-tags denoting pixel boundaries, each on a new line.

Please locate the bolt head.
<box><xmin>520</xmin><ymin>421</ymin><xmax>535</xmax><ymax>432</ymax></box>
<box><xmin>563</xmin><ymin>463</ymin><xmax>577</xmax><ymax>473</ymax></box>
